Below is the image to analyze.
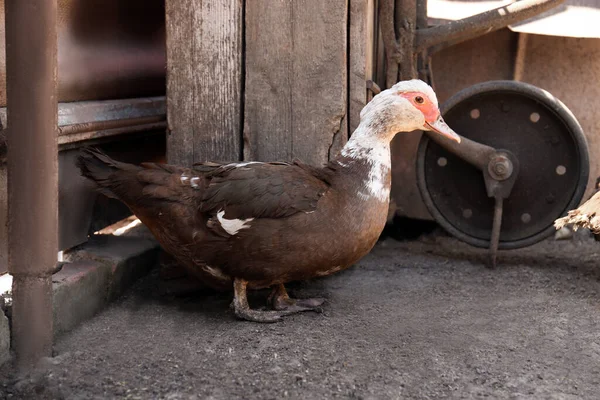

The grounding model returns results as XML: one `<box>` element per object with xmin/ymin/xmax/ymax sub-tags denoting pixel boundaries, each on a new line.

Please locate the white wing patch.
<box><xmin>216</xmin><ymin>210</ymin><xmax>254</xmax><ymax>235</ymax></box>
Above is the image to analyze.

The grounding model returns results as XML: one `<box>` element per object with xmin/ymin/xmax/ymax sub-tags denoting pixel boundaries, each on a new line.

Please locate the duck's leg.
<box><xmin>232</xmin><ymin>278</ymin><xmax>301</xmax><ymax>323</ymax></box>
<box><xmin>268</xmin><ymin>284</ymin><xmax>326</xmax><ymax>312</ymax></box>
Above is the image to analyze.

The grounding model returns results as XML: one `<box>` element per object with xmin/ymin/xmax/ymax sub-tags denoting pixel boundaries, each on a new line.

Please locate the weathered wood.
<box><xmin>166</xmin><ymin>0</ymin><xmax>243</xmax><ymax>165</ymax></box>
<box><xmin>244</xmin><ymin>0</ymin><xmax>348</xmax><ymax>166</ymax></box>
<box><xmin>375</xmin><ymin>6</ymin><xmax>387</xmax><ymax>93</ymax></box>
<box><xmin>349</xmin><ymin>0</ymin><xmax>376</xmax><ymax>135</ymax></box>
<box><xmin>555</xmin><ymin>190</ymin><xmax>600</xmax><ymax>232</ymax></box>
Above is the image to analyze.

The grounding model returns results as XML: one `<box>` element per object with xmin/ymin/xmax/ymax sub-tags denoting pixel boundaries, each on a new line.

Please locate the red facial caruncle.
<box><xmin>399</xmin><ymin>91</ymin><xmax>439</xmax><ymax>124</ymax></box>
<box><xmin>399</xmin><ymin>91</ymin><xmax>461</xmax><ymax>143</ymax></box>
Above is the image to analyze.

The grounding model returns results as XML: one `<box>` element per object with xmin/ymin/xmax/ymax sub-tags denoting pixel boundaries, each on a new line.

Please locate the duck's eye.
<box><xmin>415</xmin><ymin>96</ymin><xmax>424</xmax><ymax>104</ymax></box>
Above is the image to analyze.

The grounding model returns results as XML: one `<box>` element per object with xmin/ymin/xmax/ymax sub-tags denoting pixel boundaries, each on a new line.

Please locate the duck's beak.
<box><xmin>424</xmin><ymin>114</ymin><xmax>461</xmax><ymax>143</ymax></box>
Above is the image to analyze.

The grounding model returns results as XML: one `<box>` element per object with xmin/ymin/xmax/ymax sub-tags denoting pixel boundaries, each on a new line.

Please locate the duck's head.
<box><xmin>359</xmin><ymin>79</ymin><xmax>460</xmax><ymax>143</ymax></box>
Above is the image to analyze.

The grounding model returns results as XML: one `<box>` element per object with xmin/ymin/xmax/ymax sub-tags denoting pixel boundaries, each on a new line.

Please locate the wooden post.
<box><xmin>163</xmin><ymin>0</ymin><xmax>243</xmax><ymax>282</ymax></box>
<box><xmin>165</xmin><ymin>0</ymin><xmax>243</xmax><ymax>165</ymax></box>
<box><xmin>244</xmin><ymin>0</ymin><xmax>349</xmax><ymax>166</ymax></box>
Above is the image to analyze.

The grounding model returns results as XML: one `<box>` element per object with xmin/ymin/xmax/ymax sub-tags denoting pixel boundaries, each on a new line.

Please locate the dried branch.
<box><xmin>555</xmin><ymin>190</ymin><xmax>600</xmax><ymax>233</ymax></box>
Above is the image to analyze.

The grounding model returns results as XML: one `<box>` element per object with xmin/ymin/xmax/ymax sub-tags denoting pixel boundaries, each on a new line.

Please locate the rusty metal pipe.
<box><xmin>415</xmin><ymin>0</ymin><xmax>565</xmax><ymax>52</ymax></box>
<box><xmin>5</xmin><ymin>0</ymin><xmax>58</xmax><ymax>369</ymax></box>
<box><xmin>424</xmin><ymin>131</ymin><xmax>496</xmax><ymax>172</ymax></box>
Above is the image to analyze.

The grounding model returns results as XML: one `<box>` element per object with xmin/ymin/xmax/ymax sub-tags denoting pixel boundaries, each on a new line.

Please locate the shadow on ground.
<box><xmin>2</xmin><ymin>229</ymin><xmax>600</xmax><ymax>399</ymax></box>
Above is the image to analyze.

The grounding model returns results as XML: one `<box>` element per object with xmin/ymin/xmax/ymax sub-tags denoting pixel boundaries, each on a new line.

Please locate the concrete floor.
<box><xmin>2</xmin><ymin>229</ymin><xmax>600</xmax><ymax>399</ymax></box>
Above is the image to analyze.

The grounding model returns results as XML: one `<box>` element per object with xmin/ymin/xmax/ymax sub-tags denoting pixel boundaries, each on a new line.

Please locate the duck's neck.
<box><xmin>333</xmin><ymin>123</ymin><xmax>393</xmax><ymax>202</ymax></box>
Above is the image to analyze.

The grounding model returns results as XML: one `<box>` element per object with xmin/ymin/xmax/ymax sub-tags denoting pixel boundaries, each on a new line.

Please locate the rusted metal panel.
<box><xmin>0</xmin><ymin>0</ymin><xmax>166</xmax><ymax>107</ymax></box>
<box><xmin>5</xmin><ymin>0</ymin><xmax>58</xmax><ymax>368</ymax></box>
<box><xmin>244</xmin><ymin>0</ymin><xmax>348</xmax><ymax>165</ymax></box>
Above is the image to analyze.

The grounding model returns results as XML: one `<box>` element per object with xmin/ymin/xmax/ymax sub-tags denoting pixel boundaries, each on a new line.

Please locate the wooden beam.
<box><xmin>244</xmin><ymin>0</ymin><xmax>348</xmax><ymax>165</ymax></box>
<box><xmin>166</xmin><ymin>0</ymin><xmax>243</xmax><ymax>165</ymax></box>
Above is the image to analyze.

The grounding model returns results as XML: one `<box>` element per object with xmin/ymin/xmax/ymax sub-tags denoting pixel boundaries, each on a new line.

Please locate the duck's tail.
<box><xmin>76</xmin><ymin>147</ymin><xmax>141</xmax><ymax>199</ymax></box>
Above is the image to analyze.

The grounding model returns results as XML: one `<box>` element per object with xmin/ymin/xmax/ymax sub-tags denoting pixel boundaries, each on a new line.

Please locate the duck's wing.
<box><xmin>190</xmin><ymin>161</ymin><xmax>330</xmax><ymax>220</ymax></box>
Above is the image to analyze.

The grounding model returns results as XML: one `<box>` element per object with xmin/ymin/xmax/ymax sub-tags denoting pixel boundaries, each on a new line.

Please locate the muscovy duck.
<box><xmin>77</xmin><ymin>79</ymin><xmax>460</xmax><ymax>322</ymax></box>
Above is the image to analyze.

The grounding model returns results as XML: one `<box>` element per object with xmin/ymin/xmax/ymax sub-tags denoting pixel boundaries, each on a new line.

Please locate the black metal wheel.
<box><xmin>417</xmin><ymin>80</ymin><xmax>590</xmax><ymax>249</ymax></box>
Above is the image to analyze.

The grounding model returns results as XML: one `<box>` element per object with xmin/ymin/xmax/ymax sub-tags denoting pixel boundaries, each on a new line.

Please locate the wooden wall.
<box><xmin>244</xmin><ymin>0</ymin><xmax>348</xmax><ymax>165</ymax></box>
<box><xmin>166</xmin><ymin>0</ymin><xmax>375</xmax><ymax>167</ymax></box>
<box><xmin>166</xmin><ymin>0</ymin><xmax>243</xmax><ymax>165</ymax></box>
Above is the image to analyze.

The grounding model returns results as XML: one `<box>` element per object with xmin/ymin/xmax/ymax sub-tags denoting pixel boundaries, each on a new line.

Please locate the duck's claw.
<box><xmin>269</xmin><ymin>284</ymin><xmax>326</xmax><ymax>313</ymax></box>
<box><xmin>233</xmin><ymin>308</ymin><xmax>292</xmax><ymax>323</ymax></box>
<box><xmin>232</xmin><ymin>280</ymin><xmax>325</xmax><ymax>323</ymax></box>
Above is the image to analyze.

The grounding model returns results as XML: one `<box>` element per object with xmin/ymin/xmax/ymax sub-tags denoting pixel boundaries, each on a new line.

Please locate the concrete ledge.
<box><xmin>52</xmin><ymin>261</ymin><xmax>111</xmax><ymax>338</ymax></box>
<box><xmin>63</xmin><ymin>234</ymin><xmax>160</xmax><ymax>302</ymax></box>
<box><xmin>54</xmin><ymin>234</ymin><xmax>159</xmax><ymax>336</ymax></box>
<box><xmin>0</xmin><ymin>232</ymin><xmax>160</xmax><ymax>367</ymax></box>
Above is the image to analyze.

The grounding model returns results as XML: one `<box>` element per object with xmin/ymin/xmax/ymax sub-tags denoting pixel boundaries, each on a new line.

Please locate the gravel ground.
<box><xmin>2</xmin><ymin>229</ymin><xmax>600</xmax><ymax>399</ymax></box>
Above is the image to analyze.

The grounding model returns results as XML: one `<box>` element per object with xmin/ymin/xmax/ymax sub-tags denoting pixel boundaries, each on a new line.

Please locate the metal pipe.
<box><xmin>424</xmin><ymin>131</ymin><xmax>496</xmax><ymax>172</ymax></box>
<box><xmin>415</xmin><ymin>0</ymin><xmax>565</xmax><ymax>52</ymax></box>
<box><xmin>5</xmin><ymin>0</ymin><xmax>58</xmax><ymax>369</ymax></box>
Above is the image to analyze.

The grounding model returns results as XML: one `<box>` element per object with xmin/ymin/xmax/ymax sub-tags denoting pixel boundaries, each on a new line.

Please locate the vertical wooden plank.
<box><xmin>245</xmin><ymin>0</ymin><xmax>348</xmax><ymax>166</ymax></box>
<box><xmin>348</xmin><ymin>0</ymin><xmax>376</xmax><ymax>135</ymax></box>
<box><xmin>165</xmin><ymin>0</ymin><xmax>194</xmax><ymax>166</ymax></box>
<box><xmin>243</xmin><ymin>0</ymin><xmax>293</xmax><ymax>162</ymax></box>
<box><xmin>375</xmin><ymin>7</ymin><xmax>387</xmax><ymax>92</ymax></box>
<box><xmin>166</xmin><ymin>0</ymin><xmax>242</xmax><ymax>165</ymax></box>
<box><xmin>292</xmin><ymin>0</ymin><xmax>348</xmax><ymax>162</ymax></box>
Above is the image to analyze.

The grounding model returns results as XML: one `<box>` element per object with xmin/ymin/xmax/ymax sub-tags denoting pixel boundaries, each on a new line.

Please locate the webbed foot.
<box><xmin>231</xmin><ymin>280</ymin><xmax>325</xmax><ymax>323</ymax></box>
<box><xmin>268</xmin><ymin>284</ymin><xmax>326</xmax><ymax>313</ymax></box>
